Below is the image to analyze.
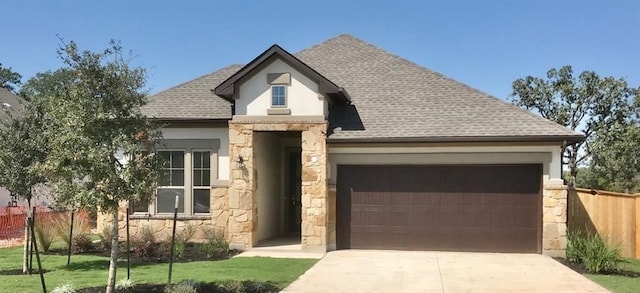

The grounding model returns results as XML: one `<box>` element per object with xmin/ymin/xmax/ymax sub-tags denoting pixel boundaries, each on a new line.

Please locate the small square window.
<box><xmin>271</xmin><ymin>85</ymin><xmax>286</xmax><ymax>108</ymax></box>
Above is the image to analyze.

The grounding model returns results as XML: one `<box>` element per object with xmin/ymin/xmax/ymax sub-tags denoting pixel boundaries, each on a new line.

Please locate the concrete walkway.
<box><xmin>283</xmin><ymin>250</ymin><xmax>609</xmax><ymax>293</ymax></box>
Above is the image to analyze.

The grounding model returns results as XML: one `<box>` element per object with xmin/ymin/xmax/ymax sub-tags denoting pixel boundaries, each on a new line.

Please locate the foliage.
<box><xmin>0</xmin><ymin>63</ymin><xmax>22</xmax><ymax>92</ymax></box>
<box><xmin>115</xmin><ymin>278</ymin><xmax>135</xmax><ymax>291</ymax></box>
<box><xmin>218</xmin><ymin>280</ymin><xmax>245</xmax><ymax>293</ymax></box>
<box><xmin>0</xmin><ymin>85</ymin><xmax>50</xmax><ymax>204</ymax></box>
<box><xmin>18</xmin><ymin>68</ymin><xmax>75</xmax><ymax>102</ymax></box>
<box><xmin>567</xmin><ymin>230</ymin><xmax>625</xmax><ymax>273</ymax></box>
<box><xmin>132</xmin><ymin>225</ymin><xmax>160</xmax><ymax>258</ymax></box>
<box><xmin>201</xmin><ymin>228</ymin><xmax>229</xmax><ymax>258</ymax></box>
<box><xmin>0</xmin><ymin>86</ymin><xmax>50</xmax><ymax>271</ymax></box>
<box><xmin>174</xmin><ymin>223</ymin><xmax>197</xmax><ymax>258</ymax></box>
<box><xmin>511</xmin><ymin>66</ymin><xmax>638</xmax><ymax>184</ymax></box>
<box><xmin>51</xmin><ymin>283</ymin><xmax>76</xmax><ymax>293</ymax></box>
<box><xmin>54</xmin><ymin>212</ymin><xmax>90</xmax><ymax>248</ymax></box>
<box><xmin>164</xmin><ymin>282</ymin><xmax>198</xmax><ymax>293</ymax></box>
<box><xmin>589</xmin><ymin>123</ymin><xmax>640</xmax><ymax>193</ymax></box>
<box><xmin>34</xmin><ymin>213</ymin><xmax>59</xmax><ymax>252</ymax></box>
<box><xmin>71</xmin><ymin>233</ymin><xmax>94</xmax><ymax>253</ymax></box>
<box><xmin>99</xmin><ymin>224</ymin><xmax>114</xmax><ymax>250</ymax></box>
<box><xmin>35</xmin><ymin>40</ymin><xmax>162</xmax><ymax>292</ymax></box>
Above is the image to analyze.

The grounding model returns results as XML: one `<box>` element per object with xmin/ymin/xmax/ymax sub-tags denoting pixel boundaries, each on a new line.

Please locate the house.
<box><xmin>109</xmin><ymin>34</ymin><xmax>583</xmax><ymax>257</ymax></box>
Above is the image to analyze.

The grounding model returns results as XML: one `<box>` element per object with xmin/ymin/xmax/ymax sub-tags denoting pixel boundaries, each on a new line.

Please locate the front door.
<box><xmin>286</xmin><ymin>149</ymin><xmax>302</xmax><ymax>233</ymax></box>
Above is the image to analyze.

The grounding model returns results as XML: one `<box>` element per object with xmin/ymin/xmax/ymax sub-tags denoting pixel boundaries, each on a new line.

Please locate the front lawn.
<box><xmin>585</xmin><ymin>258</ymin><xmax>640</xmax><ymax>293</ymax></box>
<box><xmin>0</xmin><ymin>245</ymin><xmax>317</xmax><ymax>292</ymax></box>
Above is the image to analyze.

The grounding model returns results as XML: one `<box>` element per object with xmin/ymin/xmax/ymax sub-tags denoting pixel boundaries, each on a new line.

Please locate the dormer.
<box><xmin>214</xmin><ymin>45</ymin><xmax>350</xmax><ymax>118</ymax></box>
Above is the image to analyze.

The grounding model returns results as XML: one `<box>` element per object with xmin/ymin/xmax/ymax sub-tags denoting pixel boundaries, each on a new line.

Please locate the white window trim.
<box><xmin>271</xmin><ymin>85</ymin><xmax>287</xmax><ymax>108</ymax></box>
<box><xmin>192</xmin><ymin>149</ymin><xmax>213</xmax><ymax>215</ymax></box>
<box><xmin>155</xmin><ymin>149</ymin><xmax>188</xmax><ymax>215</ymax></box>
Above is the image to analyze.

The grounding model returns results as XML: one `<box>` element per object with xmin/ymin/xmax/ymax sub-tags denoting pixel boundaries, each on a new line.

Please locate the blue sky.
<box><xmin>1</xmin><ymin>0</ymin><xmax>638</xmax><ymax>100</ymax></box>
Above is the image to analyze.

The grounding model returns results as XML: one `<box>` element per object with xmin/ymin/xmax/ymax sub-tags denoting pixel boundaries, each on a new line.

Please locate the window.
<box><xmin>129</xmin><ymin>138</ymin><xmax>218</xmax><ymax>217</ymax></box>
<box><xmin>157</xmin><ymin>150</ymin><xmax>185</xmax><ymax>213</ymax></box>
<box><xmin>271</xmin><ymin>85</ymin><xmax>286</xmax><ymax>107</ymax></box>
<box><xmin>192</xmin><ymin>150</ymin><xmax>211</xmax><ymax>213</ymax></box>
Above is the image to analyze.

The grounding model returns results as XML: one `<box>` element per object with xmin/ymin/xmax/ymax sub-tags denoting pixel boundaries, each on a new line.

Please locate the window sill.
<box><xmin>267</xmin><ymin>108</ymin><xmax>291</xmax><ymax>115</ymax></box>
<box><xmin>129</xmin><ymin>214</ymin><xmax>211</xmax><ymax>220</ymax></box>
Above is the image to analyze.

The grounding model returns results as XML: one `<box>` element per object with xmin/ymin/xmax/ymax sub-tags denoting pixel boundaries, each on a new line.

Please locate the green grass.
<box><xmin>585</xmin><ymin>258</ymin><xmax>640</xmax><ymax>293</ymax></box>
<box><xmin>0</xmin><ymin>245</ymin><xmax>317</xmax><ymax>292</ymax></box>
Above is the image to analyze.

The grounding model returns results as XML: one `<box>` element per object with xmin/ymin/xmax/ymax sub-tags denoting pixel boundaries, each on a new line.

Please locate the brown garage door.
<box><xmin>336</xmin><ymin>164</ymin><xmax>542</xmax><ymax>253</ymax></box>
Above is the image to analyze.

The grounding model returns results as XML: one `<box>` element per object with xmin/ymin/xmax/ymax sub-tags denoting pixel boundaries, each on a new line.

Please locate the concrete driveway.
<box><xmin>283</xmin><ymin>250</ymin><xmax>609</xmax><ymax>293</ymax></box>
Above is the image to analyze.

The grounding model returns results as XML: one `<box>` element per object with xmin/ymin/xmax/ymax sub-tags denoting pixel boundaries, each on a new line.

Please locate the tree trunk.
<box><xmin>22</xmin><ymin>217</ymin><xmax>29</xmax><ymax>274</ymax></box>
<box><xmin>22</xmin><ymin>198</ymin><xmax>31</xmax><ymax>274</ymax></box>
<box><xmin>105</xmin><ymin>207</ymin><xmax>120</xmax><ymax>293</ymax></box>
<box><xmin>568</xmin><ymin>146</ymin><xmax>578</xmax><ymax>187</ymax></box>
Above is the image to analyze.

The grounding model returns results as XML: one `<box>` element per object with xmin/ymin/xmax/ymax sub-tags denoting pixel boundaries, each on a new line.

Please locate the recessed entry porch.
<box><xmin>227</xmin><ymin>119</ymin><xmax>328</xmax><ymax>250</ymax></box>
<box><xmin>254</xmin><ymin>131</ymin><xmax>303</xmax><ymax>244</ymax></box>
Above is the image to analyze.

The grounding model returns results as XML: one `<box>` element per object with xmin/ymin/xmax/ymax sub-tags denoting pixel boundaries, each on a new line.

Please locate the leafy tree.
<box><xmin>19</xmin><ymin>69</ymin><xmax>75</xmax><ymax>102</ymax></box>
<box><xmin>39</xmin><ymin>40</ymin><xmax>161</xmax><ymax>293</ymax></box>
<box><xmin>0</xmin><ymin>94</ymin><xmax>50</xmax><ymax>273</ymax></box>
<box><xmin>589</xmin><ymin>121</ymin><xmax>640</xmax><ymax>193</ymax></box>
<box><xmin>511</xmin><ymin>66</ymin><xmax>636</xmax><ymax>184</ymax></box>
<box><xmin>0</xmin><ymin>63</ymin><xmax>22</xmax><ymax>92</ymax></box>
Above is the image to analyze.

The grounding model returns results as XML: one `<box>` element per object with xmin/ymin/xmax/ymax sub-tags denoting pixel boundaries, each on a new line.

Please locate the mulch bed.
<box><xmin>44</xmin><ymin>243</ymin><xmax>238</xmax><ymax>263</ymax></box>
<box><xmin>554</xmin><ymin>258</ymin><xmax>640</xmax><ymax>278</ymax></box>
<box><xmin>77</xmin><ymin>282</ymin><xmax>280</xmax><ymax>293</ymax></box>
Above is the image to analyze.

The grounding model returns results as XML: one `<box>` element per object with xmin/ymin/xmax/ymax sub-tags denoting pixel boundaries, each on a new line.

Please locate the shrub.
<box><xmin>99</xmin><ymin>224</ymin><xmax>114</xmax><ymax>250</ymax></box>
<box><xmin>54</xmin><ymin>211</ymin><xmax>90</xmax><ymax>248</ymax></box>
<box><xmin>567</xmin><ymin>230</ymin><xmax>625</xmax><ymax>273</ymax></box>
<box><xmin>218</xmin><ymin>280</ymin><xmax>245</xmax><ymax>293</ymax></box>
<box><xmin>164</xmin><ymin>282</ymin><xmax>198</xmax><ymax>293</ymax></box>
<box><xmin>174</xmin><ymin>223</ymin><xmax>197</xmax><ymax>258</ymax></box>
<box><xmin>132</xmin><ymin>225</ymin><xmax>160</xmax><ymax>258</ymax></box>
<box><xmin>71</xmin><ymin>233</ymin><xmax>94</xmax><ymax>253</ymax></box>
<box><xmin>51</xmin><ymin>282</ymin><xmax>76</xmax><ymax>293</ymax></box>
<box><xmin>34</xmin><ymin>213</ymin><xmax>59</xmax><ymax>252</ymax></box>
<box><xmin>116</xmin><ymin>278</ymin><xmax>135</xmax><ymax>291</ymax></box>
<box><xmin>244</xmin><ymin>281</ymin><xmax>279</xmax><ymax>293</ymax></box>
<box><xmin>201</xmin><ymin>228</ymin><xmax>229</xmax><ymax>258</ymax></box>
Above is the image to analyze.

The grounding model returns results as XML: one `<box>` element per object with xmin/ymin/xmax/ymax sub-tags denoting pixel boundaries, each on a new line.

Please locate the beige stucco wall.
<box><xmin>254</xmin><ymin>132</ymin><xmax>283</xmax><ymax>241</ymax></box>
<box><xmin>236</xmin><ymin>58</ymin><xmax>327</xmax><ymax>117</ymax></box>
<box><xmin>161</xmin><ymin>127</ymin><xmax>230</xmax><ymax>180</ymax></box>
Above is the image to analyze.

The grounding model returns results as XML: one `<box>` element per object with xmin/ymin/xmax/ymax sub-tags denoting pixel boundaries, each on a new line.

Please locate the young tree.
<box><xmin>39</xmin><ymin>40</ymin><xmax>161</xmax><ymax>293</ymax></box>
<box><xmin>0</xmin><ymin>63</ymin><xmax>22</xmax><ymax>92</ymax></box>
<box><xmin>0</xmin><ymin>95</ymin><xmax>50</xmax><ymax>273</ymax></box>
<box><xmin>511</xmin><ymin>66</ymin><xmax>636</xmax><ymax>184</ymax></box>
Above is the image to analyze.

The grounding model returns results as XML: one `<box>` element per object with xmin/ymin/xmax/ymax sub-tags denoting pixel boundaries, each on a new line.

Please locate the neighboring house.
<box><xmin>109</xmin><ymin>34</ymin><xmax>582</xmax><ymax>257</ymax></box>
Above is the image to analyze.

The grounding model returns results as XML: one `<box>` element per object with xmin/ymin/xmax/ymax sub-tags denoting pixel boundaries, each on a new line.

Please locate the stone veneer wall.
<box><xmin>228</xmin><ymin>120</ymin><xmax>328</xmax><ymax>250</ymax></box>
<box><xmin>96</xmin><ymin>185</ymin><xmax>229</xmax><ymax>242</ymax></box>
<box><xmin>542</xmin><ymin>180</ymin><xmax>568</xmax><ymax>257</ymax></box>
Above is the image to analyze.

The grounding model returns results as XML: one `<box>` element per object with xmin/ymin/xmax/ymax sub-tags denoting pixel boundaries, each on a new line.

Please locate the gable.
<box><xmin>235</xmin><ymin>57</ymin><xmax>327</xmax><ymax>116</ymax></box>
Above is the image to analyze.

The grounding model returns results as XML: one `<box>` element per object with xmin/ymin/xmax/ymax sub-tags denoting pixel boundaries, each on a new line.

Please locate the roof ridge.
<box><xmin>150</xmin><ymin>64</ymin><xmax>243</xmax><ymax>97</ymax></box>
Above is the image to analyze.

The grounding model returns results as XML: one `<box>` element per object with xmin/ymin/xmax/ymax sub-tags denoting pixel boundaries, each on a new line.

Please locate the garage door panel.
<box><xmin>337</xmin><ymin>164</ymin><xmax>542</xmax><ymax>253</ymax></box>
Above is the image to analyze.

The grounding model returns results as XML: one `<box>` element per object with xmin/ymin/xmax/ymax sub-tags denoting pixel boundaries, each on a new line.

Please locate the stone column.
<box><xmin>300</xmin><ymin>123</ymin><xmax>328</xmax><ymax>250</ymax></box>
<box><xmin>542</xmin><ymin>179</ymin><xmax>568</xmax><ymax>257</ymax></box>
<box><xmin>227</xmin><ymin>123</ymin><xmax>257</xmax><ymax>249</ymax></box>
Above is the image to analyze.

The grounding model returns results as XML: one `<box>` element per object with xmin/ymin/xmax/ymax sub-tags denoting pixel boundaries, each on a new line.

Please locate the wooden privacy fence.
<box><xmin>568</xmin><ymin>187</ymin><xmax>640</xmax><ymax>259</ymax></box>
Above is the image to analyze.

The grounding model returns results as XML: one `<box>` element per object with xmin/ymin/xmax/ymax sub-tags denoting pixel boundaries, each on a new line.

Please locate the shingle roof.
<box><xmin>142</xmin><ymin>65</ymin><xmax>241</xmax><ymax>120</ymax></box>
<box><xmin>0</xmin><ymin>88</ymin><xmax>24</xmax><ymax>120</ymax></box>
<box><xmin>144</xmin><ymin>34</ymin><xmax>582</xmax><ymax>142</ymax></box>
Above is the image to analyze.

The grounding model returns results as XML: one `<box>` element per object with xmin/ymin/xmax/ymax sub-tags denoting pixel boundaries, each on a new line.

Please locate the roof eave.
<box><xmin>327</xmin><ymin>135</ymin><xmax>585</xmax><ymax>145</ymax></box>
<box><xmin>213</xmin><ymin>44</ymin><xmax>350</xmax><ymax>103</ymax></box>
